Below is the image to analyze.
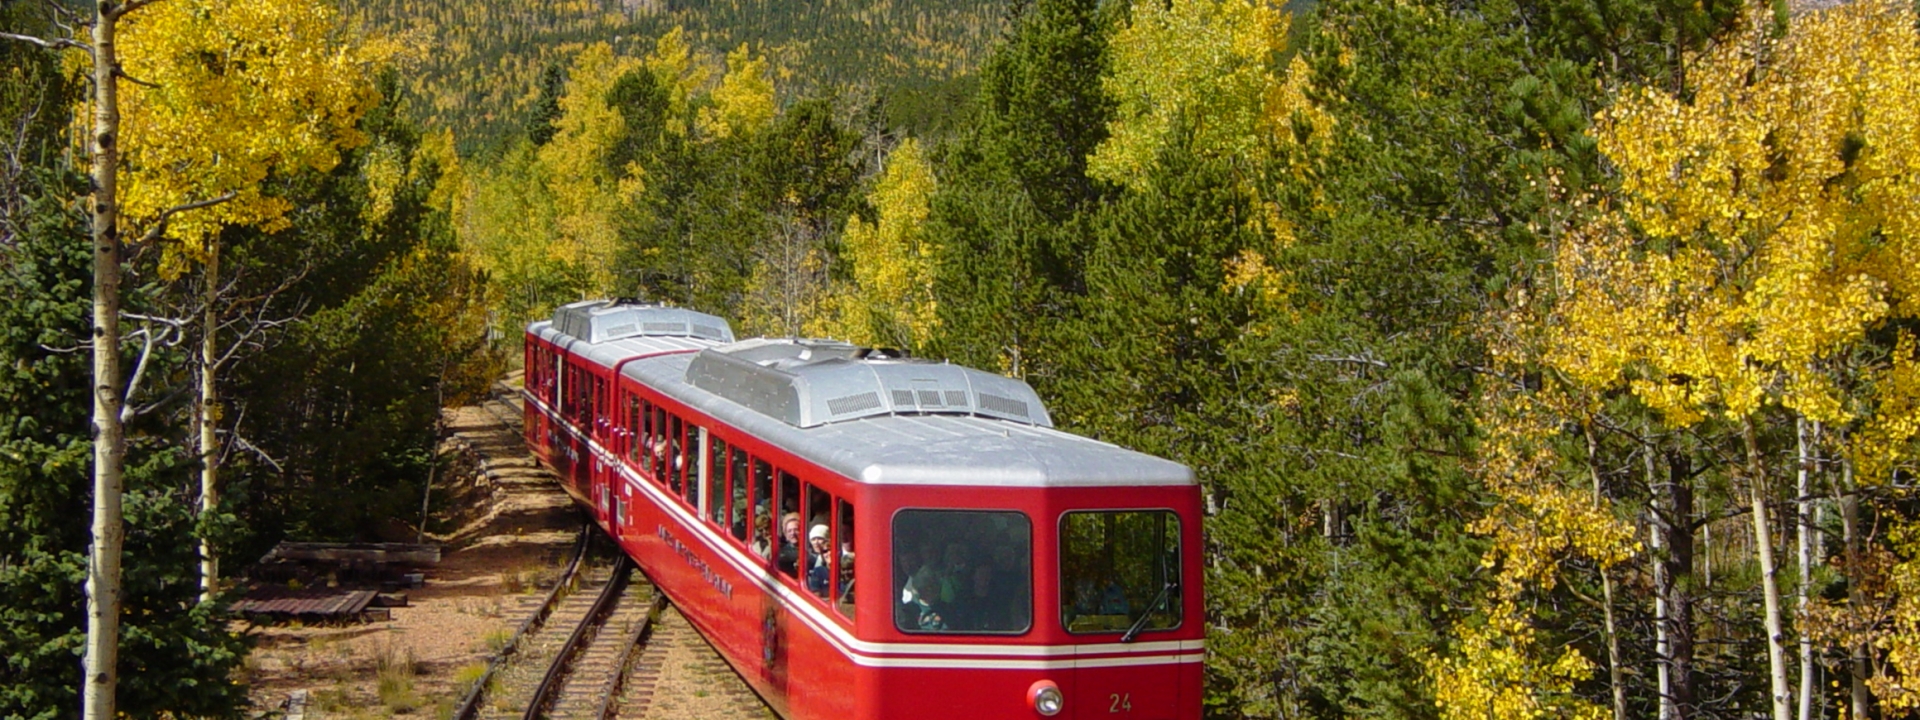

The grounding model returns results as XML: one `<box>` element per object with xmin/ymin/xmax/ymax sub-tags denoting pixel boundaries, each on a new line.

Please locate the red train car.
<box><xmin>524</xmin><ymin>299</ymin><xmax>1203</xmax><ymax>720</ymax></box>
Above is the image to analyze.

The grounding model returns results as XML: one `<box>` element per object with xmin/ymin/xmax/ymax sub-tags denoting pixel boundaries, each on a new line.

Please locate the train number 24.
<box><xmin>1109</xmin><ymin>694</ymin><xmax>1132</xmax><ymax>713</ymax></box>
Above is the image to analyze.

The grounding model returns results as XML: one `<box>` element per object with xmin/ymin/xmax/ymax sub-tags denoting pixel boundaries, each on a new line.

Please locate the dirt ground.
<box><xmin>243</xmin><ymin>395</ymin><xmax>579</xmax><ymax>719</ymax></box>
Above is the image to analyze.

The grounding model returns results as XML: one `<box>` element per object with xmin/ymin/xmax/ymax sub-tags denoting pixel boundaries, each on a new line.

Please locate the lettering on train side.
<box><xmin>657</xmin><ymin>524</ymin><xmax>734</xmax><ymax>599</ymax></box>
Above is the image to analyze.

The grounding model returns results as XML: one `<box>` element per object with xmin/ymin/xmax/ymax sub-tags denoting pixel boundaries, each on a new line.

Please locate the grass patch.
<box><xmin>453</xmin><ymin>661</ymin><xmax>489</xmax><ymax>689</ymax></box>
<box><xmin>374</xmin><ymin>642</ymin><xmax>422</xmax><ymax>714</ymax></box>
<box><xmin>482</xmin><ymin>628</ymin><xmax>513</xmax><ymax>653</ymax></box>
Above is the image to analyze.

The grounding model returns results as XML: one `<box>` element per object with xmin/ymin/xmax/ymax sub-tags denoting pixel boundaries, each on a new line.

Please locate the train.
<box><xmin>522</xmin><ymin>298</ymin><xmax>1203</xmax><ymax>720</ymax></box>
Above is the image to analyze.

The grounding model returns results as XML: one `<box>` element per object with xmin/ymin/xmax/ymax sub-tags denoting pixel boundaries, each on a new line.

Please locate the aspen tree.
<box><xmin>697</xmin><ymin>44</ymin><xmax>775</xmax><ymax>141</ymax></box>
<box><xmin>1563</xmin><ymin>3</ymin><xmax>1920</xmax><ymax>718</ymax></box>
<box><xmin>537</xmin><ymin>42</ymin><xmax>642</xmax><ymax>295</ymax></box>
<box><xmin>1089</xmin><ymin>0</ymin><xmax>1328</xmax><ymax>189</ymax></box>
<box><xmin>3</xmin><ymin>0</ymin><xmax>378</xmax><ymax>714</ymax></box>
<box><xmin>1426</xmin><ymin>381</ymin><xmax>1631</xmax><ymax>720</ymax></box>
<box><xmin>814</xmin><ymin>137</ymin><xmax>940</xmax><ymax>349</ymax></box>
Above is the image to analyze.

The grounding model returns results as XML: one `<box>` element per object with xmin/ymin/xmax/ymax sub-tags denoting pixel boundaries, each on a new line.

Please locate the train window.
<box><xmin>591</xmin><ymin>377</ymin><xmax>605</xmax><ymax>436</ymax></box>
<box><xmin>836</xmin><ymin>498</ymin><xmax>855</xmax><ymax>619</ymax></box>
<box><xmin>685</xmin><ymin>424</ymin><xmax>702</xmax><ymax>509</ymax></box>
<box><xmin>707</xmin><ymin>435</ymin><xmax>728</xmax><ymax>526</ymax></box>
<box><xmin>1060</xmin><ymin>511</ymin><xmax>1182</xmax><ymax>636</ymax></box>
<box><xmin>636</xmin><ymin>400</ymin><xmax>654</xmax><ymax>473</ymax></box>
<box><xmin>802</xmin><ymin>484</ymin><xmax>832</xmax><ymax>597</ymax></box>
<box><xmin>776</xmin><ymin>472</ymin><xmax>802</xmax><ymax>579</ymax></box>
<box><xmin>751</xmin><ymin>459</ymin><xmax>773</xmax><ymax>557</ymax></box>
<box><xmin>567</xmin><ymin>365</ymin><xmax>582</xmax><ymax>424</ymax></box>
<box><xmin>892</xmin><ymin>510</ymin><xmax>1031</xmax><ymax>634</ymax></box>
<box><xmin>649</xmin><ymin>406</ymin><xmax>667</xmax><ymax>481</ymax></box>
<box><xmin>730</xmin><ymin>449</ymin><xmax>750</xmax><ymax>542</ymax></box>
<box><xmin>666</xmin><ymin>414</ymin><xmax>686</xmax><ymax>494</ymax></box>
<box><xmin>622</xmin><ymin>395</ymin><xmax>637</xmax><ymax>461</ymax></box>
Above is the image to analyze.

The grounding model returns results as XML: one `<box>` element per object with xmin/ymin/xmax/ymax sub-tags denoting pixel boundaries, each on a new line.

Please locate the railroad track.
<box><xmin>450</xmin><ymin>523</ymin><xmax>589</xmax><ymax>720</ymax></box>
<box><xmin>455</xmin><ymin>372</ymin><xmax>772</xmax><ymax>720</ymax></box>
<box><xmin>455</xmin><ymin>537</ymin><xmax>669</xmax><ymax>720</ymax></box>
<box><xmin>520</xmin><ymin>555</ymin><xmax>665</xmax><ymax>720</ymax></box>
<box><xmin>481</xmin><ymin>379</ymin><xmax>525</xmax><ymax>432</ymax></box>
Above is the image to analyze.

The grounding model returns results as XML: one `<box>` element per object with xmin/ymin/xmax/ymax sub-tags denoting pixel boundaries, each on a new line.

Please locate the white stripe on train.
<box><xmin>527</xmin><ymin>392</ymin><xmax>1206</xmax><ymax>670</ymax></box>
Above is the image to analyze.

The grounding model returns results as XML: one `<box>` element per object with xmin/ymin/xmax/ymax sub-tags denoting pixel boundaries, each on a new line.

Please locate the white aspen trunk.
<box><xmin>198</xmin><ymin>244</ymin><xmax>219</xmax><ymax>602</ymax></box>
<box><xmin>1703</xmin><ymin>521</ymin><xmax>1712</xmax><ymax>589</ymax></box>
<box><xmin>82</xmin><ymin>5</ymin><xmax>126</xmax><ymax>718</ymax></box>
<box><xmin>1649</xmin><ymin>444</ymin><xmax>1674</xmax><ymax>720</ymax></box>
<box><xmin>1839</xmin><ymin>451</ymin><xmax>1869</xmax><ymax>719</ymax></box>
<box><xmin>1796</xmin><ymin>416</ymin><xmax>1814</xmax><ymax>720</ymax></box>
<box><xmin>1746</xmin><ymin>420</ymin><xmax>1792</xmax><ymax>720</ymax></box>
<box><xmin>1586</xmin><ymin>427</ymin><xmax>1625</xmax><ymax>720</ymax></box>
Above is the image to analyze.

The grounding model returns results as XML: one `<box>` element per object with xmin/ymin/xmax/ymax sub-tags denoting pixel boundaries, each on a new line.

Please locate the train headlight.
<box><xmin>1028</xmin><ymin>680</ymin><xmax>1064</xmax><ymax>716</ymax></box>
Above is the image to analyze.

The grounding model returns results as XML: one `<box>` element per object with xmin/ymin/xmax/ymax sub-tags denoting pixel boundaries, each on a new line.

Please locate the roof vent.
<box><xmin>685</xmin><ymin>338</ymin><xmax>1052</xmax><ymax>428</ymax></box>
<box><xmin>550</xmin><ymin>299</ymin><xmax>735</xmax><ymax>344</ymax></box>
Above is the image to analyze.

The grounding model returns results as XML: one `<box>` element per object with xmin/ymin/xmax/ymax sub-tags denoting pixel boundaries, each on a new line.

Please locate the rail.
<box><xmin>450</xmin><ymin>521</ymin><xmax>591</xmax><ymax>720</ymax></box>
<box><xmin>521</xmin><ymin>555</ymin><xmax>634</xmax><ymax>720</ymax></box>
<box><xmin>592</xmin><ymin>585</ymin><xmax>671</xmax><ymax>720</ymax></box>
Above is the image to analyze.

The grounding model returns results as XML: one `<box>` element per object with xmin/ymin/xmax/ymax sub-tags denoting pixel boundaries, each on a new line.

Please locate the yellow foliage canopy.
<box><xmin>1559</xmin><ymin>0</ymin><xmax>1920</xmax><ymax>444</ymax></box>
<box><xmin>644</xmin><ymin>27</ymin><xmax>711</xmax><ymax>138</ymax></box>
<box><xmin>115</xmin><ymin>0</ymin><xmax>385</xmax><ymax>272</ymax></box>
<box><xmin>537</xmin><ymin>42</ymin><xmax>643</xmax><ymax>294</ymax></box>
<box><xmin>1426</xmin><ymin>597</ymin><xmax>1610</xmax><ymax>720</ymax></box>
<box><xmin>698</xmin><ymin>43</ymin><xmax>775</xmax><ymax>140</ymax></box>
<box><xmin>814</xmin><ymin>138</ymin><xmax>940</xmax><ymax>349</ymax></box>
<box><xmin>1090</xmin><ymin>0</ymin><xmax>1328</xmax><ymax>187</ymax></box>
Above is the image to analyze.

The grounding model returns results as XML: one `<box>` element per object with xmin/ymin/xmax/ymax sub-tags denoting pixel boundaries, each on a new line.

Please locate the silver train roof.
<box><xmin>531</xmin><ymin>301</ymin><xmax>737</xmax><ymax>365</ymax></box>
<box><xmin>549</xmin><ymin>299</ymin><xmax>734</xmax><ymax>345</ymax></box>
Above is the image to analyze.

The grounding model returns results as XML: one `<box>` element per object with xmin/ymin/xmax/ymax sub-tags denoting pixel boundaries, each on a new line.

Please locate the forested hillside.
<box><xmin>7</xmin><ymin>0</ymin><xmax>1920</xmax><ymax>718</ymax></box>
<box><xmin>342</xmin><ymin>0</ymin><xmax>1004</xmax><ymax>147</ymax></box>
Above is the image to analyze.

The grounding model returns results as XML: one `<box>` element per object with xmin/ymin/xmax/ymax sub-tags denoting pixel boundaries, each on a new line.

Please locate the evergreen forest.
<box><xmin>5</xmin><ymin>0</ymin><xmax>1920</xmax><ymax>718</ymax></box>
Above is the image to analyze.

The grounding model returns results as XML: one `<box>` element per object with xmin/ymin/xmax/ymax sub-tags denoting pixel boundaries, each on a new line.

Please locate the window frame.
<box><xmin>834</xmin><ymin>497</ymin><xmax>855</xmax><ymax>620</ymax></box>
<box><xmin>887</xmin><ymin>507</ymin><xmax>1035</xmax><ymax>636</ymax></box>
<box><xmin>1056</xmin><ymin>507</ymin><xmax>1185</xmax><ymax>637</ymax></box>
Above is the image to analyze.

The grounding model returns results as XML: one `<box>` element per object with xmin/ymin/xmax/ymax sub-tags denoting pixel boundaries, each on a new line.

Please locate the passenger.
<box><xmin>806</xmin><ymin>524</ymin><xmax>832</xmax><ymax>596</ymax></box>
<box><xmin>776</xmin><ymin>512</ymin><xmax>803</xmax><ymax>575</ymax></box>
<box><xmin>901</xmin><ymin>546</ymin><xmax>955</xmax><ymax>630</ymax></box>
<box><xmin>837</xmin><ymin>524</ymin><xmax>856</xmax><ymax>597</ymax></box>
<box><xmin>936</xmin><ymin>543</ymin><xmax>969</xmax><ymax>604</ymax></box>
<box><xmin>956</xmin><ymin>563</ymin><xmax>998</xmax><ymax>630</ymax></box>
<box><xmin>1100</xmin><ymin>577</ymin><xmax>1131</xmax><ymax>616</ymax></box>
<box><xmin>750</xmin><ymin>500</ymin><xmax>772</xmax><ymax>557</ymax></box>
<box><xmin>895</xmin><ymin>545</ymin><xmax>925</xmax><ymax>628</ymax></box>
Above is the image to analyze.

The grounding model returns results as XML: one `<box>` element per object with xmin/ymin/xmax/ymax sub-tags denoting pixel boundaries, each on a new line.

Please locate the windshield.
<box><xmin>1060</xmin><ymin>510</ymin><xmax>1181</xmax><ymax>635</ymax></box>
<box><xmin>892</xmin><ymin>509</ymin><xmax>1032</xmax><ymax>634</ymax></box>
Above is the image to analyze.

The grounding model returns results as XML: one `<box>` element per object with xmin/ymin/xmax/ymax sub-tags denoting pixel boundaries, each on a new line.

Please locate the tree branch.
<box><xmin>132</xmin><ymin>192</ymin><xmax>238</xmax><ymax>247</ymax></box>
<box><xmin>110</xmin><ymin>0</ymin><xmax>169</xmax><ymax>20</ymax></box>
<box><xmin>1309</xmin><ymin>353</ymin><xmax>1390</xmax><ymax>369</ymax></box>
<box><xmin>121</xmin><ymin>312</ymin><xmax>189</xmax><ymax>329</ymax></box>
<box><xmin>223</xmin><ymin>407</ymin><xmax>283</xmax><ymax>474</ymax></box>
<box><xmin>119</xmin><ymin>318</ymin><xmax>158</xmax><ymax>422</ymax></box>
<box><xmin>119</xmin><ymin>314</ymin><xmax>189</xmax><ymax>420</ymax></box>
<box><xmin>114</xmin><ymin>67</ymin><xmax>160</xmax><ymax>89</ymax></box>
<box><xmin>0</xmin><ymin>31</ymin><xmax>93</xmax><ymax>55</ymax></box>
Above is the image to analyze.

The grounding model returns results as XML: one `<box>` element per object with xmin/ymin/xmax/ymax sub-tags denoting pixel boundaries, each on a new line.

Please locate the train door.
<box><xmin>753</xmin><ymin>458</ymin><xmax>791</xmax><ymax>711</ymax></box>
<box><xmin>1060</xmin><ymin>510</ymin><xmax>1186</xmax><ymax>720</ymax></box>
